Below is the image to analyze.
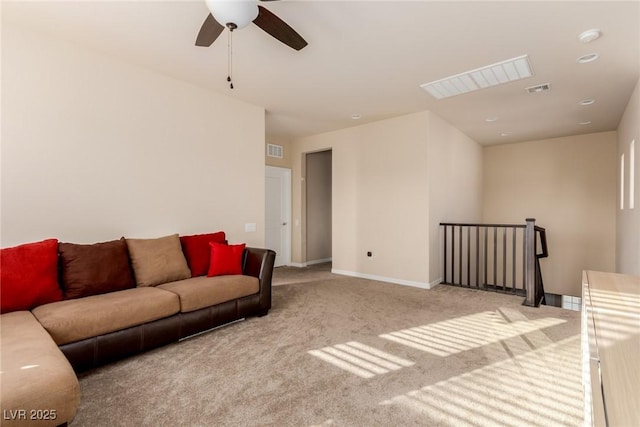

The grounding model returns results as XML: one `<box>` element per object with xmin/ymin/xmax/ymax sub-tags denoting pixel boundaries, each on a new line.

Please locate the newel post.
<box><xmin>523</xmin><ymin>218</ymin><xmax>536</xmax><ymax>307</ymax></box>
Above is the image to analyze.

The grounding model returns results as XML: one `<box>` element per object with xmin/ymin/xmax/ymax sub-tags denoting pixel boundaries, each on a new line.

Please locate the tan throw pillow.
<box><xmin>126</xmin><ymin>234</ymin><xmax>191</xmax><ymax>287</ymax></box>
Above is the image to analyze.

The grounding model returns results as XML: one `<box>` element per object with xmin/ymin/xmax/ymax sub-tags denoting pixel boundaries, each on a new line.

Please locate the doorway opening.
<box><xmin>304</xmin><ymin>150</ymin><xmax>332</xmax><ymax>266</ymax></box>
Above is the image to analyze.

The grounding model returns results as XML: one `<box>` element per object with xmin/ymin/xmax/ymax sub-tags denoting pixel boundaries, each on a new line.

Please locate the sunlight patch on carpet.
<box><xmin>380</xmin><ymin>335</ymin><xmax>583</xmax><ymax>426</ymax></box>
<box><xmin>308</xmin><ymin>341</ymin><xmax>414</xmax><ymax>379</ymax></box>
<box><xmin>379</xmin><ymin>310</ymin><xmax>566</xmax><ymax>357</ymax></box>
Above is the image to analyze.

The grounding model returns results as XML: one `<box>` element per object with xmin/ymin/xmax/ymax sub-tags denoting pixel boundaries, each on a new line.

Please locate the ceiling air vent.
<box><xmin>526</xmin><ymin>83</ymin><xmax>551</xmax><ymax>94</ymax></box>
<box><xmin>420</xmin><ymin>54</ymin><xmax>534</xmax><ymax>99</ymax></box>
<box><xmin>267</xmin><ymin>143</ymin><xmax>283</xmax><ymax>159</ymax></box>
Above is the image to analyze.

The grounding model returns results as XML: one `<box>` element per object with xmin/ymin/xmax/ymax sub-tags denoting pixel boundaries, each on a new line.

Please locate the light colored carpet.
<box><xmin>272</xmin><ymin>262</ymin><xmax>333</xmax><ymax>286</ymax></box>
<box><xmin>72</xmin><ymin>268</ymin><xmax>583</xmax><ymax>427</ymax></box>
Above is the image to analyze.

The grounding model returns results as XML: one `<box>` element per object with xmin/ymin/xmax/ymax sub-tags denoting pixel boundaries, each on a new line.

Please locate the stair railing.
<box><xmin>529</xmin><ymin>220</ymin><xmax>548</xmax><ymax>307</ymax></box>
<box><xmin>440</xmin><ymin>218</ymin><xmax>547</xmax><ymax>307</ymax></box>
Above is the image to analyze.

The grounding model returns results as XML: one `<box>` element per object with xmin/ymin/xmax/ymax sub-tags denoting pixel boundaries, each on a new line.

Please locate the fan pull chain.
<box><xmin>227</xmin><ymin>28</ymin><xmax>234</xmax><ymax>89</ymax></box>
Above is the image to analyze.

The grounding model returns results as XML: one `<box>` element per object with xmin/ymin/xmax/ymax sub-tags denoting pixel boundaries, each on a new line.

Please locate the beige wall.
<box><xmin>306</xmin><ymin>150</ymin><xmax>332</xmax><ymax>263</ymax></box>
<box><xmin>290</xmin><ymin>111</ymin><xmax>483</xmax><ymax>287</ymax></box>
<box><xmin>1</xmin><ymin>24</ymin><xmax>266</xmax><ymax>247</ymax></box>
<box><xmin>326</xmin><ymin>113</ymin><xmax>431</xmax><ymax>285</ymax></box>
<box><xmin>616</xmin><ymin>78</ymin><xmax>640</xmax><ymax>276</ymax></box>
<box><xmin>427</xmin><ymin>113</ymin><xmax>484</xmax><ymax>284</ymax></box>
<box><xmin>291</xmin><ymin>112</ymin><xmax>430</xmax><ymax>285</ymax></box>
<box><xmin>483</xmin><ymin>132</ymin><xmax>617</xmax><ymax>296</ymax></box>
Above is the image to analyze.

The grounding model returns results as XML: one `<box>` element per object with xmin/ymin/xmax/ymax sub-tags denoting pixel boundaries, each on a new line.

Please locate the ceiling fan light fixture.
<box><xmin>206</xmin><ymin>0</ymin><xmax>259</xmax><ymax>30</ymax></box>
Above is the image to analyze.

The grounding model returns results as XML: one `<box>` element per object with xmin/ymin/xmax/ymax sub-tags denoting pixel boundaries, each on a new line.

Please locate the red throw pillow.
<box><xmin>0</xmin><ymin>239</ymin><xmax>63</xmax><ymax>313</ymax></box>
<box><xmin>207</xmin><ymin>242</ymin><xmax>245</xmax><ymax>277</ymax></box>
<box><xmin>180</xmin><ymin>232</ymin><xmax>226</xmax><ymax>277</ymax></box>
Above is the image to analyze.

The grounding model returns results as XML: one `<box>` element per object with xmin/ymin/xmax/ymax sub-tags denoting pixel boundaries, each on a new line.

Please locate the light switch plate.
<box><xmin>245</xmin><ymin>223</ymin><xmax>257</xmax><ymax>232</ymax></box>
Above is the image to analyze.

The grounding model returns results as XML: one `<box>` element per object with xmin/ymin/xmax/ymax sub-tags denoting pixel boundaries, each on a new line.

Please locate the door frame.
<box><xmin>265</xmin><ymin>165</ymin><xmax>292</xmax><ymax>267</ymax></box>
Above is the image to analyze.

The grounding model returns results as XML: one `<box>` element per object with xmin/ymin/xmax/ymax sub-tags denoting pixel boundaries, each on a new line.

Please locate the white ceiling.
<box><xmin>3</xmin><ymin>0</ymin><xmax>639</xmax><ymax>145</ymax></box>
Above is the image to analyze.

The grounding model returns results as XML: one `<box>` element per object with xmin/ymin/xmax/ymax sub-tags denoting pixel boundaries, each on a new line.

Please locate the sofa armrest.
<box><xmin>242</xmin><ymin>247</ymin><xmax>276</xmax><ymax>314</ymax></box>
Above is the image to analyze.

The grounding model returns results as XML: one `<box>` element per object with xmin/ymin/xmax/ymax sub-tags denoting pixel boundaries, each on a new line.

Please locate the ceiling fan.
<box><xmin>195</xmin><ymin>0</ymin><xmax>308</xmax><ymax>51</ymax></box>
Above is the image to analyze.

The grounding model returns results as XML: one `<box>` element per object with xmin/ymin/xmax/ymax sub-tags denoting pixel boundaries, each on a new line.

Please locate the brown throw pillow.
<box><xmin>59</xmin><ymin>238</ymin><xmax>135</xmax><ymax>300</ymax></box>
<box><xmin>126</xmin><ymin>234</ymin><xmax>191</xmax><ymax>287</ymax></box>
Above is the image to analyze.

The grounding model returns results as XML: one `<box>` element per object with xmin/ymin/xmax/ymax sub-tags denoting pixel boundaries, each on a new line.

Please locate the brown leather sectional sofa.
<box><xmin>0</xmin><ymin>245</ymin><xmax>275</xmax><ymax>427</ymax></box>
<box><xmin>54</xmin><ymin>247</ymin><xmax>274</xmax><ymax>372</ymax></box>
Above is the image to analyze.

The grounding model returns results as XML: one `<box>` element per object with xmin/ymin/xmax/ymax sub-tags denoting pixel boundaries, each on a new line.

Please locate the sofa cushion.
<box><xmin>59</xmin><ymin>238</ymin><xmax>135</xmax><ymax>300</ymax></box>
<box><xmin>180</xmin><ymin>231</ymin><xmax>226</xmax><ymax>277</ymax></box>
<box><xmin>32</xmin><ymin>287</ymin><xmax>180</xmax><ymax>345</ymax></box>
<box><xmin>158</xmin><ymin>275</ymin><xmax>259</xmax><ymax>313</ymax></box>
<box><xmin>0</xmin><ymin>239</ymin><xmax>62</xmax><ymax>314</ymax></box>
<box><xmin>126</xmin><ymin>234</ymin><xmax>191</xmax><ymax>287</ymax></box>
<box><xmin>208</xmin><ymin>242</ymin><xmax>246</xmax><ymax>277</ymax></box>
<box><xmin>0</xmin><ymin>311</ymin><xmax>80</xmax><ymax>425</ymax></box>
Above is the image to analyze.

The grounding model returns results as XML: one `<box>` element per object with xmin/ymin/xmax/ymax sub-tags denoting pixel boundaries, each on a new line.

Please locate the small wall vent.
<box><xmin>267</xmin><ymin>144</ymin><xmax>283</xmax><ymax>159</ymax></box>
<box><xmin>526</xmin><ymin>83</ymin><xmax>551</xmax><ymax>94</ymax></box>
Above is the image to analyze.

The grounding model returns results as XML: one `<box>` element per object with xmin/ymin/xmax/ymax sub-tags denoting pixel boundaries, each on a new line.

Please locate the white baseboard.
<box><xmin>307</xmin><ymin>257</ymin><xmax>332</xmax><ymax>266</ymax></box>
<box><xmin>429</xmin><ymin>277</ymin><xmax>443</xmax><ymax>288</ymax></box>
<box><xmin>288</xmin><ymin>262</ymin><xmax>307</xmax><ymax>268</ymax></box>
<box><xmin>286</xmin><ymin>258</ymin><xmax>332</xmax><ymax>268</ymax></box>
<box><xmin>331</xmin><ymin>269</ymin><xmax>433</xmax><ymax>290</ymax></box>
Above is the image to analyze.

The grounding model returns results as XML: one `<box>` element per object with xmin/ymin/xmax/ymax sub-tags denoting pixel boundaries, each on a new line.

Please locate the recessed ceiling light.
<box><xmin>485</xmin><ymin>117</ymin><xmax>498</xmax><ymax>122</ymax></box>
<box><xmin>579</xmin><ymin>121</ymin><xmax>592</xmax><ymax>125</ymax></box>
<box><xmin>579</xmin><ymin>29</ymin><xmax>602</xmax><ymax>43</ymax></box>
<box><xmin>351</xmin><ymin>114</ymin><xmax>362</xmax><ymax>120</ymax></box>
<box><xmin>500</xmin><ymin>132</ymin><xmax>510</xmax><ymax>137</ymax></box>
<box><xmin>579</xmin><ymin>99</ymin><xmax>595</xmax><ymax>106</ymax></box>
<box><xmin>577</xmin><ymin>53</ymin><xmax>600</xmax><ymax>64</ymax></box>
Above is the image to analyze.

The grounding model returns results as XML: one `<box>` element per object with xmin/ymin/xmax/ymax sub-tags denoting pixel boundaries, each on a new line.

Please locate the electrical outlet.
<box><xmin>367</xmin><ymin>251</ymin><xmax>372</xmax><ymax>257</ymax></box>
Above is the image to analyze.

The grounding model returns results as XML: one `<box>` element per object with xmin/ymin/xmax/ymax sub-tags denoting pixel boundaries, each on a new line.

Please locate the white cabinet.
<box><xmin>581</xmin><ymin>271</ymin><xmax>640</xmax><ymax>427</ymax></box>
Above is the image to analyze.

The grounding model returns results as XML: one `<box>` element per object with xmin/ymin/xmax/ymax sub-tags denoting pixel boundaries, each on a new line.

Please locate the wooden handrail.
<box><xmin>535</xmin><ymin>225</ymin><xmax>548</xmax><ymax>259</ymax></box>
<box><xmin>440</xmin><ymin>222</ymin><xmax>526</xmax><ymax>228</ymax></box>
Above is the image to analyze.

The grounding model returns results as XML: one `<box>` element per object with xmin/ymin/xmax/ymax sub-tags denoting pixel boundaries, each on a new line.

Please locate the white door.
<box><xmin>265</xmin><ymin>166</ymin><xmax>291</xmax><ymax>267</ymax></box>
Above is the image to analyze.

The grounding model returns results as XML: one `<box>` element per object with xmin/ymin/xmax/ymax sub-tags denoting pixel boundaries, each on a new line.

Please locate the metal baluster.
<box><xmin>522</xmin><ymin>229</ymin><xmax>526</xmax><ymax>292</ymax></box>
<box><xmin>443</xmin><ymin>225</ymin><xmax>448</xmax><ymax>284</ymax></box>
<box><xmin>484</xmin><ymin>227</ymin><xmax>488</xmax><ymax>289</ymax></box>
<box><xmin>458</xmin><ymin>225</ymin><xmax>463</xmax><ymax>286</ymax></box>
<box><xmin>475</xmin><ymin>226</ymin><xmax>480</xmax><ymax>288</ymax></box>
<box><xmin>493</xmin><ymin>227</ymin><xmax>497</xmax><ymax>289</ymax></box>
<box><xmin>467</xmin><ymin>226</ymin><xmax>471</xmax><ymax>287</ymax></box>
<box><xmin>502</xmin><ymin>227</ymin><xmax>507</xmax><ymax>292</ymax></box>
<box><xmin>512</xmin><ymin>227</ymin><xmax>517</xmax><ymax>294</ymax></box>
<box><xmin>451</xmin><ymin>225</ymin><xmax>455</xmax><ymax>285</ymax></box>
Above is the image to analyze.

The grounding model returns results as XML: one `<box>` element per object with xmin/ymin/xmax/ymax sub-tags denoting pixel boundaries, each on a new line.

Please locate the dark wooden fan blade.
<box><xmin>253</xmin><ymin>5</ymin><xmax>307</xmax><ymax>51</ymax></box>
<box><xmin>195</xmin><ymin>13</ymin><xmax>224</xmax><ymax>47</ymax></box>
